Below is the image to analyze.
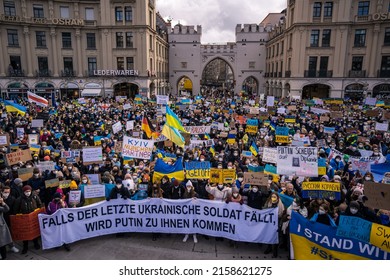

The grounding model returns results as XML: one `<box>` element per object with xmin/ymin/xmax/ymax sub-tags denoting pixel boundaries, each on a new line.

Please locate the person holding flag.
<box><xmin>250</xmin><ymin>141</ymin><xmax>259</xmax><ymax>157</ymax></box>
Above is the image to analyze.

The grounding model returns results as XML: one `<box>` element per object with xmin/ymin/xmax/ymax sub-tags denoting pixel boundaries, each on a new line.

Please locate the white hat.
<box><xmin>186</xmin><ymin>180</ymin><xmax>193</xmax><ymax>187</ymax></box>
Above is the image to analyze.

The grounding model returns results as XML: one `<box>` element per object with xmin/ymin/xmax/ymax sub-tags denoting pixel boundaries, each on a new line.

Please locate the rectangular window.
<box><xmin>381</xmin><ymin>56</ymin><xmax>390</xmax><ymax>70</ymax></box>
<box><xmin>85</xmin><ymin>8</ymin><xmax>94</xmax><ymax>20</ymax></box>
<box><xmin>319</xmin><ymin>56</ymin><xmax>329</xmax><ymax>70</ymax></box>
<box><xmin>352</xmin><ymin>56</ymin><xmax>363</xmax><ymax>71</ymax></box>
<box><xmin>181</xmin><ymin>62</ymin><xmax>187</xmax><ymax>69</ymax></box>
<box><xmin>308</xmin><ymin>56</ymin><xmax>317</xmax><ymax>70</ymax></box>
<box><xmin>36</xmin><ymin>31</ymin><xmax>46</xmax><ymax>47</ymax></box>
<box><xmin>63</xmin><ymin>57</ymin><xmax>73</xmax><ymax>72</ymax></box>
<box><xmin>385</xmin><ymin>28</ymin><xmax>390</xmax><ymax>46</ymax></box>
<box><xmin>150</xmin><ymin>35</ymin><xmax>153</xmax><ymax>50</ymax></box>
<box><xmin>126</xmin><ymin>32</ymin><xmax>133</xmax><ymax>48</ymax></box>
<box><xmin>7</xmin><ymin>29</ymin><xmax>19</xmax><ymax>46</ymax></box>
<box><xmin>354</xmin><ymin>29</ymin><xmax>366</xmax><ymax>47</ymax></box>
<box><xmin>324</xmin><ymin>2</ymin><xmax>333</xmax><ymax>17</ymax></box>
<box><xmin>62</xmin><ymin>32</ymin><xmax>72</xmax><ymax>48</ymax></box>
<box><xmin>88</xmin><ymin>57</ymin><xmax>97</xmax><ymax>73</ymax></box>
<box><xmin>60</xmin><ymin>6</ymin><xmax>69</xmax><ymax>18</ymax></box>
<box><xmin>125</xmin><ymin>6</ymin><xmax>132</xmax><ymax>21</ymax></box>
<box><xmin>115</xmin><ymin>7</ymin><xmax>123</xmax><ymax>21</ymax></box>
<box><xmin>86</xmin><ymin>33</ymin><xmax>96</xmax><ymax>49</ymax></box>
<box><xmin>116</xmin><ymin>32</ymin><xmax>124</xmax><ymax>48</ymax></box>
<box><xmin>322</xmin><ymin>29</ymin><xmax>331</xmax><ymax>47</ymax></box>
<box><xmin>310</xmin><ymin>30</ymin><xmax>320</xmax><ymax>47</ymax></box>
<box><xmin>37</xmin><ymin>57</ymin><xmax>49</xmax><ymax>75</ymax></box>
<box><xmin>126</xmin><ymin>57</ymin><xmax>134</xmax><ymax>70</ymax></box>
<box><xmin>4</xmin><ymin>0</ymin><xmax>16</xmax><ymax>16</ymax></box>
<box><xmin>249</xmin><ymin>61</ymin><xmax>255</xmax><ymax>69</ymax></box>
<box><xmin>9</xmin><ymin>55</ymin><xmax>21</xmax><ymax>75</ymax></box>
<box><xmin>281</xmin><ymin>41</ymin><xmax>284</xmax><ymax>54</ymax></box>
<box><xmin>117</xmin><ymin>57</ymin><xmax>124</xmax><ymax>70</ymax></box>
<box><xmin>33</xmin><ymin>4</ymin><xmax>44</xmax><ymax>18</ymax></box>
<box><xmin>358</xmin><ymin>1</ymin><xmax>370</xmax><ymax>16</ymax></box>
<box><xmin>313</xmin><ymin>2</ymin><xmax>322</xmax><ymax>17</ymax></box>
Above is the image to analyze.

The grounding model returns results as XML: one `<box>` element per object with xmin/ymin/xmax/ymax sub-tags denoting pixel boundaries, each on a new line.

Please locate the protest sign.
<box><xmin>17</xmin><ymin>167</ymin><xmax>34</xmax><ymax>182</ymax></box>
<box><xmin>36</xmin><ymin>161</ymin><xmax>56</xmax><ymax>173</ymax></box>
<box><xmin>31</xmin><ymin>119</ymin><xmax>44</xmax><ymax>128</ymax></box>
<box><xmin>85</xmin><ymin>174</ymin><xmax>100</xmax><ymax>185</ymax></box>
<box><xmin>185</xmin><ymin>161</ymin><xmax>211</xmax><ymax>179</ymax></box>
<box><xmin>331</xmin><ymin>111</ymin><xmax>343</xmax><ymax>120</ymax></box>
<box><xmin>375</xmin><ymin>122</ymin><xmax>389</xmax><ymax>131</ymax></box>
<box><xmin>184</xmin><ymin>126</ymin><xmax>211</xmax><ymax>135</ymax></box>
<box><xmin>68</xmin><ymin>190</ymin><xmax>82</xmax><ymax>205</ymax></box>
<box><xmin>126</xmin><ymin>120</ymin><xmax>134</xmax><ymax>131</ymax></box>
<box><xmin>266</xmin><ymin>96</ymin><xmax>275</xmax><ymax>107</ymax></box>
<box><xmin>45</xmin><ymin>178</ymin><xmax>60</xmax><ymax>188</ymax></box>
<box><xmin>370</xmin><ymin>222</ymin><xmax>390</xmax><ymax>253</ymax></box>
<box><xmin>245</xmin><ymin>119</ymin><xmax>258</xmax><ymax>134</ymax></box>
<box><xmin>365</xmin><ymin>97</ymin><xmax>377</xmax><ymax>106</ymax></box>
<box><xmin>336</xmin><ymin>216</ymin><xmax>372</xmax><ymax>243</ymax></box>
<box><xmin>351</xmin><ymin>160</ymin><xmax>371</xmax><ymax>173</ymax></box>
<box><xmin>364</xmin><ymin>182</ymin><xmax>390</xmax><ymax>210</ymax></box>
<box><xmin>320</xmin><ymin>116</ymin><xmax>330</xmax><ymax>122</ymax></box>
<box><xmin>123</xmin><ymin>103</ymin><xmax>131</xmax><ymax>110</ymax></box>
<box><xmin>241</xmin><ymin>151</ymin><xmax>253</xmax><ymax>158</ymax></box>
<box><xmin>290</xmin><ymin>212</ymin><xmax>388</xmax><ymax>260</ymax></box>
<box><xmin>84</xmin><ymin>184</ymin><xmax>106</xmax><ymax>199</ymax></box>
<box><xmin>28</xmin><ymin>134</ymin><xmax>39</xmax><ymax>146</ymax></box>
<box><xmin>365</xmin><ymin>110</ymin><xmax>380</xmax><ymax>117</ymax></box>
<box><xmin>189</xmin><ymin>139</ymin><xmax>214</xmax><ymax>149</ymax></box>
<box><xmin>275</xmin><ymin>126</ymin><xmax>290</xmax><ymax>143</ymax></box>
<box><xmin>156</xmin><ymin>95</ymin><xmax>169</xmax><ymax>105</ymax></box>
<box><xmin>301</xmin><ymin>181</ymin><xmax>341</xmax><ymax>200</ymax></box>
<box><xmin>16</xmin><ymin>128</ymin><xmax>24</xmax><ymax>139</ymax></box>
<box><xmin>82</xmin><ymin>147</ymin><xmax>103</xmax><ymax>165</ymax></box>
<box><xmin>6</xmin><ymin>149</ymin><xmax>32</xmax><ymax>166</ymax></box>
<box><xmin>11</xmin><ymin>207</ymin><xmax>45</xmax><ymax>241</ymax></box>
<box><xmin>324</xmin><ymin>127</ymin><xmax>336</xmax><ymax>134</ymax></box>
<box><xmin>262</xmin><ymin>148</ymin><xmax>277</xmax><ymax>164</ymax></box>
<box><xmin>243</xmin><ymin>172</ymin><xmax>268</xmax><ymax>188</ymax></box>
<box><xmin>209</xmin><ymin>168</ymin><xmax>235</xmax><ymax>184</ymax></box>
<box><xmin>0</xmin><ymin>134</ymin><xmax>9</xmax><ymax>146</ymax></box>
<box><xmin>59</xmin><ymin>180</ymin><xmax>71</xmax><ymax>189</ymax></box>
<box><xmin>112</xmin><ymin>121</ymin><xmax>122</xmax><ymax>134</ymax></box>
<box><xmin>122</xmin><ymin>136</ymin><xmax>154</xmax><ymax>160</ymax></box>
<box><xmin>277</xmin><ymin>146</ymin><xmax>318</xmax><ymax>177</ymax></box>
<box><xmin>38</xmin><ymin>199</ymin><xmax>279</xmax><ymax>249</ymax></box>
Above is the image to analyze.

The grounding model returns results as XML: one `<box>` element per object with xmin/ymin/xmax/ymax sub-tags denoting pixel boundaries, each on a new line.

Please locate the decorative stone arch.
<box><xmin>201</xmin><ymin>57</ymin><xmax>235</xmax><ymax>91</ymax></box>
<box><xmin>112</xmin><ymin>82</ymin><xmax>140</xmax><ymax>99</ymax></box>
<box><xmin>241</xmin><ymin>76</ymin><xmax>258</xmax><ymax>95</ymax></box>
<box><xmin>372</xmin><ymin>83</ymin><xmax>390</xmax><ymax>99</ymax></box>
<box><xmin>284</xmin><ymin>82</ymin><xmax>291</xmax><ymax>97</ymax></box>
<box><xmin>302</xmin><ymin>83</ymin><xmax>332</xmax><ymax>99</ymax></box>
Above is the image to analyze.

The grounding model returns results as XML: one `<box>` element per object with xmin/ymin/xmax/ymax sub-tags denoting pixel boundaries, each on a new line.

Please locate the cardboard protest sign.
<box><xmin>82</xmin><ymin>147</ymin><xmax>103</xmax><ymax>165</ymax></box>
<box><xmin>331</xmin><ymin>111</ymin><xmax>343</xmax><ymax>120</ymax></box>
<box><xmin>277</xmin><ymin>146</ymin><xmax>318</xmax><ymax>177</ymax></box>
<box><xmin>365</xmin><ymin>110</ymin><xmax>380</xmax><ymax>117</ymax></box>
<box><xmin>59</xmin><ymin>180</ymin><xmax>71</xmax><ymax>189</ymax></box>
<box><xmin>320</xmin><ymin>116</ymin><xmax>330</xmax><ymax>122</ymax></box>
<box><xmin>6</xmin><ymin>150</ymin><xmax>32</xmax><ymax>166</ymax></box>
<box><xmin>122</xmin><ymin>136</ymin><xmax>154</xmax><ymax>160</ymax></box>
<box><xmin>185</xmin><ymin>161</ymin><xmax>211</xmax><ymax>179</ymax></box>
<box><xmin>10</xmin><ymin>207</ymin><xmax>45</xmax><ymax>241</ymax></box>
<box><xmin>184</xmin><ymin>126</ymin><xmax>211</xmax><ymax>135</ymax></box>
<box><xmin>28</xmin><ymin>134</ymin><xmax>39</xmax><ymax>146</ymax></box>
<box><xmin>243</xmin><ymin>172</ymin><xmax>268</xmax><ymax>188</ymax></box>
<box><xmin>336</xmin><ymin>216</ymin><xmax>372</xmax><ymax>243</ymax></box>
<box><xmin>17</xmin><ymin>167</ymin><xmax>34</xmax><ymax>182</ymax></box>
<box><xmin>364</xmin><ymin>182</ymin><xmax>390</xmax><ymax>210</ymax></box>
<box><xmin>0</xmin><ymin>134</ymin><xmax>10</xmax><ymax>147</ymax></box>
<box><xmin>45</xmin><ymin>178</ymin><xmax>60</xmax><ymax>188</ymax></box>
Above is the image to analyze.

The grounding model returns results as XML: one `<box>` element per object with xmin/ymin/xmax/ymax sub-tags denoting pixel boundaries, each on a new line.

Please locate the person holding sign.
<box><xmin>65</xmin><ymin>180</ymin><xmax>85</xmax><ymax>208</ymax></box>
<box><xmin>13</xmin><ymin>185</ymin><xmax>43</xmax><ymax>254</ymax></box>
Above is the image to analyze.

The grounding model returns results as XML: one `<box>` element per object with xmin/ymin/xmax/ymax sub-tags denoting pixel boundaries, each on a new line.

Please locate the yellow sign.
<box><xmin>245</xmin><ymin>125</ymin><xmax>258</xmax><ymax>134</ymax></box>
<box><xmin>275</xmin><ymin>135</ymin><xmax>289</xmax><ymax>143</ymax></box>
<box><xmin>209</xmin><ymin>168</ymin><xmax>236</xmax><ymax>184</ymax></box>
<box><xmin>318</xmin><ymin>167</ymin><xmax>326</xmax><ymax>176</ymax></box>
<box><xmin>370</xmin><ymin>223</ymin><xmax>390</xmax><ymax>253</ymax></box>
<box><xmin>302</xmin><ymin>182</ymin><xmax>340</xmax><ymax>192</ymax></box>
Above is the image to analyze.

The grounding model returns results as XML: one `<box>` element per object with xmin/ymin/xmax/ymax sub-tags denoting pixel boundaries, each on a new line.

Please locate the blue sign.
<box><xmin>336</xmin><ymin>216</ymin><xmax>372</xmax><ymax>243</ymax></box>
<box><xmin>276</xmin><ymin>126</ymin><xmax>289</xmax><ymax>136</ymax></box>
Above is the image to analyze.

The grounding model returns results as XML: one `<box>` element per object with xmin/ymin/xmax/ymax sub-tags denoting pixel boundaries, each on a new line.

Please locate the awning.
<box><xmin>81</xmin><ymin>88</ymin><xmax>102</xmax><ymax>97</ymax></box>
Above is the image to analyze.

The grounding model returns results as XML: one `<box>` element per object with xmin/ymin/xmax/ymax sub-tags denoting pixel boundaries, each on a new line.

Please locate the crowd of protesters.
<box><xmin>0</xmin><ymin>90</ymin><xmax>389</xmax><ymax>259</ymax></box>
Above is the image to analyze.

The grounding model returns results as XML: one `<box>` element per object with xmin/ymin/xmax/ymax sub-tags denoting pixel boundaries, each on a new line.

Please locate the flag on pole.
<box><xmin>4</xmin><ymin>100</ymin><xmax>27</xmax><ymax>116</ymax></box>
<box><xmin>27</xmin><ymin>91</ymin><xmax>48</xmax><ymax>107</ymax></box>
<box><xmin>165</xmin><ymin>105</ymin><xmax>187</xmax><ymax>133</ymax></box>
<box><xmin>250</xmin><ymin>142</ymin><xmax>259</xmax><ymax>157</ymax></box>
<box><xmin>141</xmin><ymin>116</ymin><xmax>160</xmax><ymax>139</ymax></box>
<box><xmin>161</xmin><ymin>124</ymin><xmax>185</xmax><ymax>147</ymax></box>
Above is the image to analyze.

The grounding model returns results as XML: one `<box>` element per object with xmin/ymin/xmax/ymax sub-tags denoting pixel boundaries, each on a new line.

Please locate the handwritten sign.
<box><xmin>243</xmin><ymin>172</ymin><xmax>268</xmax><ymax>188</ymax></box>
<box><xmin>31</xmin><ymin>119</ymin><xmax>44</xmax><ymax>128</ymax></box>
<box><xmin>0</xmin><ymin>134</ymin><xmax>9</xmax><ymax>146</ymax></box>
<box><xmin>45</xmin><ymin>178</ymin><xmax>60</xmax><ymax>188</ymax></box>
<box><xmin>337</xmin><ymin>216</ymin><xmax>372</xmax><ymax>243</ymax></box>
<box><xmin>84</xmin><ymin>184</ymin><xmax>106</xmax><ymax>199</ymax></box>
<box><xmin>185</xmin><ymin>161</ymin><xmax>211</xmax><ymax>179</ymax></box>
<box><xmin>6</xmin><ymin>149</ymin><xmax>32</xmax><ymax>166</ymax></box>
<box><xmin>82</xmin><ymin>147</ymin><xmax>103</xmax><ymax>165</ymax></box>
<box><xmin>364</xmin><ymin>182</ymin><xmax>390</xmax><ymax>210</ymax></box>
<box><xmin>277</xmin><ymin>146</ymin><xmax>318</xmax><ymax>177</ymax></box>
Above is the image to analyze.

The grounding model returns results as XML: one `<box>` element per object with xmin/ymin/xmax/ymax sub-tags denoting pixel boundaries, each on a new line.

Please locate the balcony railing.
<box><xmin>285</xmin><ymin>71</ymin><xmax>291</xmax><ymax>77</ymax></box>
<box><xmin>304</xmin><ymin>70</ymin><xmax>333</xmax><ymax>78</ymax></box>
<box><xmin>377</xmin><ymin>70</ymin><xmax>390</xmax><ymax>78</ymax></box>
<box><xmin>278</xmin><ymin>72</ymin><xmax>282</xmax><ymax>77</ymax></box>
<box><xmin>61</xmin><ymin>69</ymin><xmax>76</xmax><ymax>77</ymax></box>
<box><xmin>35</xmin><ymin>69</ymin><xmax>51</xmax><ymax>77</ymax></box>
<box><xmin>7</xmin><ymin>69</ymin><xmax>25</xmax><ymax>77</ymax></box>
<box><xmin>349</xmin><ymin>70</ymin><xmax>366</xmax><ymax>78</ymax></box>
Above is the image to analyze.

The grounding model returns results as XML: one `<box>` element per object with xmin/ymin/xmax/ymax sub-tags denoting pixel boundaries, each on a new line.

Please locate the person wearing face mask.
<box><xmin>160</xmin><ymin>175</ymin><xmax>172</xmax><ymax>199</ymax></box>
<box><xmin>0</xmin><ymin>186</ymin><xmax>19</xmax><ymax>254</ymax></box>
<box><xmin>0</xmin><ymin>193</ymin><xmax>14</xmax><ymax>260</ymax></box>
<box><xmin>107</xmin><ymin>178</ymin><xmax>130</xmax><ymax>201</ymax></box>
<box><xmin>10</xmin><ymin>178</ymin><xmax>24</xmax><ymax>199</ymax></box>
<box><xmin>206</xmin><ymin>182</ymin><xmax>231</xmax><ymax>202</ymax></box>
<box><xmin>240</xmin><ymin>185</ymin><xmax>264</xmax><ymax>210</ymax></box>
<box><xmin>329</xmin><ymin>155</ymin><xmax>344</xmax><ymax>171</ymax></box>
<box><xmin>363</xmin><ymin>172</ymin><xmax>375</xmax><ymax>183</ymax></box>
<box><xmin>0</xmin><ymin>167</ymin><xmax>11</xmax><ymax>184</ymax></box>
<box><xmin>13</xmin><ymin>185</ymin><xmax>43</xmax><ymax>254</ymax></box>
<box><xmin>377</xmin><ymin>209</ymin><xmax>390</xmax><ymax>226</ymax></box>
<box><xmin>310</xmin><ymin>203</ymin><xmax>337</xmax><ymax>227</ymax></box>
<box><xmin>170</xmin><ymin>179</ymin><xmax>185</xmax><ymax>200</ymax></box>
<box><xmin>27</xmin><ymin>168</ymin><xmax>46</xmax><ymax>205</ymax></box>
<box><xmin>111</xmin><ymin>166</ymin><xmax>122</xmax><ymax>181</ymax></box>
<box><xmin>263</xmin><ymin>193</ymin><xmax>285</xmax><ymax>258</ymax></box>
<box><xmin>65</xmin><ymin>180</ymin><xmax>85</xmax><ymax>208</ymax></box>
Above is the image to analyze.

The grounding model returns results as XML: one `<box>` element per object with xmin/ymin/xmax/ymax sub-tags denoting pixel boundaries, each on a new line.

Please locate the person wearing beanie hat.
<box><xmin>345</xmin><ymin>201</ymin><xmax>363</xmax><ymax>217</ymax></box>
<box><xmin>27</xmin><ymin>167</ymin><xmax>45</xmax><ymax>205</ymax></box>
<box><xmin>43</xmin><ymin>155</ymin><xmax>51</xmax><ymax>161</ymax></box>
<box><xmin>107</xmin><ymin>177</ymin><xmax>130</xmax><ymax>201</ymax></box>
<box><xmin>13</xmin><ymin>184</ymin><xmax>43</xmax><ymax>254</ymax></box>
<box><xmin>171</xmin><ymin>179</ymin><xmax>185</xmax><ymax>200</ymax></box>
<box><xmin>10</xmin><ymin>178</ymin><xmax>24</xmax><ymax>198</ymax></box>
<box><xmin>122</xmin><ymin>174</ymin><xmax>136</xmax><ymax>195</ymax></box>
<box><xmin>65</xmin><ymin>180</ymin><xmax>85</xmax><ymax>208</ymax></box>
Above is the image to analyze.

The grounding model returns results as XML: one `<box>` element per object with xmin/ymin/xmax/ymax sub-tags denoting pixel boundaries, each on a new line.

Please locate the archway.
<box><xmin>113</xmin><ymin>82</ymin><xmax>139</xmax><ymax>99</ymax></box>
<box><xmin>35</xmin><ymin>82</ymin><xmax>54</xmax><ymax>99</ymax></box>
<box><xmin>149</xmin><ymin>82</ymin><xmax>156</xmax><ymax>97</ymax></box>
<box><xmin>60</xmin><ymin>82</ymin><xmax>79</xmax><ymax>99</ymax></box>
<box><xmin>7</xmin><ymin>82</ymin><xmax>29</xmax><ymax>100</ymax></box>
<box><xmin>372</xmin><ymin>83</ymin><xmax>390</xmax><ymax>99</ymax></box>
<box><xmin>302</xmin><ymin>83</ymin><xmax>330</xmax><ymax>99</ymax></box>
<box><xmin>242</xmin><ymin>76</ymin><xmax>258</xmax><ymax>96</ymax></box>
<box><xmin>201</xmin><ymin>58</ymin><xmax>234</xmax><ymax>97</ymax></box>
<box><xmin>284</xmin><ymin>83</ymin><xmax>291</xmax><ymax>97</ymax></box>
<box><xmin>344</xmin><ymin>83</ymin><xmax>365</xmax><ymax>101</ymax></box>
<box><xmin>177</xmin><ymin>76</ymin><xmax>193</xmax><ymax>96</ymax></box>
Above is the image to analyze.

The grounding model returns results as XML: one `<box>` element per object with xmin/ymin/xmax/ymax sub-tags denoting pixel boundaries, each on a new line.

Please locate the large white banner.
<box><xmin>184</xmin><ymin>126</ymin><xmax>211</xmax><ymax>135</ymax></box>
<box><xmin>122</xmin><ymin>136</ymin><xmax>154</xmax><ymax>159</ymax></box>
<box><xmin>277</xmin><ymin>146</ymin><xmax>318</xmax><ymax>177</ymax></box>
<box><xmin>328</xmin><ymin>148</ymin><xmax>386</xmax><ymax>164</ymax></box>
<box><xmin>38</xmin><ymin>199</ymin><xmax>279</xmax><ymax>249</ymax></box>
<box><xmin>262</xmin><ymin>148</ymin><xmax>277</xmax><ymax>164</ymax></box>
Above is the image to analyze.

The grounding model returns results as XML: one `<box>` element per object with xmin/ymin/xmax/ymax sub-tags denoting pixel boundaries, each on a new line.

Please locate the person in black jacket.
<box><xmin>240</xmin><ymin>185</ymin><xmax>264</xmax><ymax>210</ymax></box>
<box><xmin>107</xmin><ymin>178</ymin><xmax>131</xmax><ymax>200</ymax></box>
<box><xmin>159</xmin><ymin>175</ymin><xmax>171</xmax><ymax>199</ymax></box>
<box><xmin>170</xmin><ymin>179</ymin><xmax>185</xmax><ymax>199</ymax></box>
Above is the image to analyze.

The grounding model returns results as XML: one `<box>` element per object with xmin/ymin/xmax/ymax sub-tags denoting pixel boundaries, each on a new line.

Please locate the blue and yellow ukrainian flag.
<box><xmin>204</xmin><ymin>133</ymin><xmax>210</xmax><ymax>140</ymax></box>
<box><xmin>209</xmin><ymin>145</ymin><xmax>215</xmax><ymax>156</ymax></box>
<box><xmin>165</xmin><ymin>105</ymin><xmax>187</xmax><ymax>133</ymax></box>
<box><xmin>250</xmin><ymin>142</ymin><xmax>259</xmax><ymax>157</ymax></box>
<box><xmin>4</xmin><ymin>100</ymin><xmax>27</xmax><ymax>116</ymax></box>
<box><xmin>161</xmin><ymin>124</ymin><xmax>185</xmax><ymax>147</ymax></box>
<box><xmin>153</xmin><ymin>157</ymin><xmax>185</xmax><ymax>183</ymax></box>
